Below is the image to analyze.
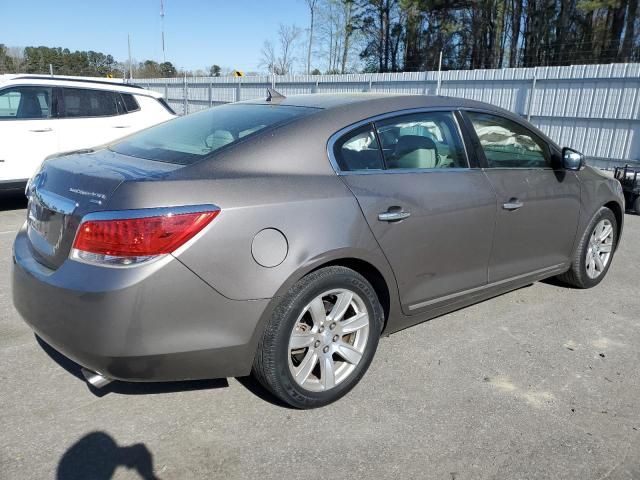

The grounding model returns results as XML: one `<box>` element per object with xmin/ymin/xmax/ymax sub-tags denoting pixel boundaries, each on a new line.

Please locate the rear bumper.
<box><xmin>12</xmin><ymin>224</ymin><xmax>270</xmax><ymax>382</ymax></box>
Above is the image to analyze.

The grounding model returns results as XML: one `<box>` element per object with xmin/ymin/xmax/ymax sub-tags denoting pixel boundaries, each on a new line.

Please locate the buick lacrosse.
<box><xmin>13</xmin><ymin>92</ymin><xmax>624</xmax><ymax>408</ymax></box>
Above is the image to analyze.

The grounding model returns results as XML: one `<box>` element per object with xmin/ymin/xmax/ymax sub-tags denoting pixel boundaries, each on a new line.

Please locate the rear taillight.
<box><xmin>71</xmin><ymin>208</ymin><xmax>219</xmax><ymax>266</ymax></box>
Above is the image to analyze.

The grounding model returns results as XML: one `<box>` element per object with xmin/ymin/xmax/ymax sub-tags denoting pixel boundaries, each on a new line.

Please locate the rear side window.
<box><xmin>121</xmin><ymin>93</ymin><xmax>140</xmax><ymax>112</ymax></box>
<box><xmin>60</xmin><ymin>88</ymin><xmax>119</xmax><ymax>118</ymax></box>
<box><xmin>467</xmin><ymin>112</ymin><xmax>549</xmax><ymax>168</ymax></box>
<box><xmin>110</xmin><ymin>103</ymin><xmax>318</xmax><ymax>165</ymax></box>
<box><xmin>375</xmin><ymin>111</ymin><xmax>467</xmax><ymax>169</ymax></box>
<box><xmin>333</xmin><ymin>124</ymin><xmax>384</xmax><ymax>171</ymax></box>
<box><xmin>0</xmin><ymin>86</ymin><xmax>53</xmax><ymax>119</ymax></box>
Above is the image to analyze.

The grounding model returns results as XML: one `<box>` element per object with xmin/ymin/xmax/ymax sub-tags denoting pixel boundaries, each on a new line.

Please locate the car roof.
<box><xmin>0</xmin><ymin>75</ymin><xmax>163</xmax><ymax>99</ymax></box>
<box><xmin>241</xmin><ymin>92</ymin><xmax>514</xmax><ymax>116</ymax></box>
<box><xmin>235</xmin><ymin>92</ymin><xmax>557</xmax><ymax>153</ymax></box>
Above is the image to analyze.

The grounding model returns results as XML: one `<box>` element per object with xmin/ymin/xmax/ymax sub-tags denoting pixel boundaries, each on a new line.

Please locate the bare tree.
<box><xmin>340</xmin><ymin>0</ymin><xmax>356</xmax><ymax>73</ymax></box>
<box><xmin>260</xmin><ymin>24</ymin><xmax>302</xmax><ymax>75</ymax></box>
<box><xmin>259</xmin><ymin>40</ymin><xmax>278</xmax><ymax>74</ymax></box>
<box><xmin>305</xmin><ymin>0</ymin><xmax>319</xmax><ymax>73</ymax></box>
<box><xmin>315</xmin><ymin>0</ymin><xmax>361</xmax><ymax>73</ymax></box>
<box><xmin>277</xmin><ymin>24</ymin><xmax>302</xmax><ymax>74</ymax></box>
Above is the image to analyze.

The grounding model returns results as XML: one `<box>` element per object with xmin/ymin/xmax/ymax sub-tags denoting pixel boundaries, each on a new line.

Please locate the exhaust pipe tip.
<box><xmin>81</xmin><ymin>368</ymin><xmax>113</xmax><ymax>389</ymax></box>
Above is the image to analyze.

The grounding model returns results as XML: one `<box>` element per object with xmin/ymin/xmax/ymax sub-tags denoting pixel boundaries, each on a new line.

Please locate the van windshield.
<box><xmin>110</xmin><ymin>103</ymin><xmax>318</xmax><ymax>165</ymax></box>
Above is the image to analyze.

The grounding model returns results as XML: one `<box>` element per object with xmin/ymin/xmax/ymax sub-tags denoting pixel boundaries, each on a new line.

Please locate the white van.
<box><xmin>0</xmin><ymin>75</ymin><xmax>177</xmax><ymax>192</ymax></box>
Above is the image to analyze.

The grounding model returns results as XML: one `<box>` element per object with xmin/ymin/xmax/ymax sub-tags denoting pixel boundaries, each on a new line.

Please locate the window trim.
<box><xmin>327</xmin><ymin>107</ymin><xmax>472</xmax><ymax>175</ymax></box>
<box><xmin>0</xmin><ymin>85</ymin><xmax>56</xmax><ymax>121</ymax></box>
<box><xmin>460</xmin><ymin>108</ymin><xmax>554</xmax><ymax>171</ymax></box>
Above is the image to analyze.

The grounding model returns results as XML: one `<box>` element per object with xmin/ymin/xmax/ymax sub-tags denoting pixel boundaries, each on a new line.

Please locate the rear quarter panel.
<box><xmin>104</xmin><ymin>113</ymin><xmax>402</xmax><ymax>312</ymax></box>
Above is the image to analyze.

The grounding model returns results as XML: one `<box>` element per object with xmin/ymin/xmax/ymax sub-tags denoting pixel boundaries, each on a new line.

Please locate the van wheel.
<box><xmin>557</xmin><ymin>207</ymin><xmax>617</xmax><ymax>288</ymax></box>
<box><xmin>253</xmin><ymin>266</ymin><xmax>384</xmax><ymax>409</ymax></box>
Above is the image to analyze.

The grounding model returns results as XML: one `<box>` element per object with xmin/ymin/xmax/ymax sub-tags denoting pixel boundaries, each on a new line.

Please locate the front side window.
<box><xmin>60</xmin><ymin>88</ymin><xmax>119</xmax><ymax>118</ymax></box>
<box><xmin>375</xmin><ymin>111</ymin><xmax>467</xmax><ymax>169</ymax></box>
<box><xmin>110</xmin><ymin>103</ymin><xmax>318</xmax><ymax>165</ymax></box>
<box><xmin>467</xmin><ymin>112</ymin><xmax>549</xmax><ymax>168</ymax></box>
<box><xmin>0</xmin><ymin>86</ymin><xmax>53</xmax><ymax>119</ymax></box>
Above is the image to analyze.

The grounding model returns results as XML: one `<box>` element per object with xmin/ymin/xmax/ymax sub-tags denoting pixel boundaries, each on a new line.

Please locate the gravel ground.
<box><xmin>1</xmin><ymin>193</ymin><xmax>638</xmax><ymax>480</ymax></box>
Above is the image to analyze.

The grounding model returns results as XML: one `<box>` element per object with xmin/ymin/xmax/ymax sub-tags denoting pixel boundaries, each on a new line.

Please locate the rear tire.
<box><xmin>557</xmin><ymin>207</ymin><xmax>617</xmax><ymax>288</ymax></box>
<box><xmin>253</xmin><ymin>266</ymin><xmax>384</xmax><ymax>409</ymax></box>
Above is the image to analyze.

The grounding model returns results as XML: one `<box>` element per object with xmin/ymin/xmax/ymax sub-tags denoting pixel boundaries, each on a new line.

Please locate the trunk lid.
<box><xmin>26</xmin><ymin>149</ymin><xmax>181</xmax><ymax>269</ymax></box>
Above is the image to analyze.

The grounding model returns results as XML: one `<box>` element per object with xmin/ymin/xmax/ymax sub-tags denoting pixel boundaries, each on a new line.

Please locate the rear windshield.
<box><xmin>110</xmin><ymin>103</ymin><xmax>317</xmax><ymax>165</ymax></box>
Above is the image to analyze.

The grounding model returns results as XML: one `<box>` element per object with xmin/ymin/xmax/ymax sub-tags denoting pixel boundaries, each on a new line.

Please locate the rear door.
<box><xmin>462</xmin><ymin>111</ymin><xmax>581</xmax><ymax>282</ymax></box>
<box><xmin>334</xmin><ymin>110</ymin><xmax>497</xmax><ymax>314</ymax></box>
<box><xmin>0</xmin><ymin>85</ymin><xmax>59</xmax><ymax>182</ymax></box>
<box><xmin>55</xmin><ymin>87</ymin><xmax>131</xmax><ymax>152</ymax></box>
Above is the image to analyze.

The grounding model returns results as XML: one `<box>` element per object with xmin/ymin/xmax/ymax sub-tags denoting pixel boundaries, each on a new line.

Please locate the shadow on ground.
<box><xmin>0</xmin><ymin>192</ymin><xmax>27</xmax><ymax>211</ymax></box>
<box><xmin>57</xmin><ymin>432</ymin><xmax>158</xmax><ymax>480</ymax></box>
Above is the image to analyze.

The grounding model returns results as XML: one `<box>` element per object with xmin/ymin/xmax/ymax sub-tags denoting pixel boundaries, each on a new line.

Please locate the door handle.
<box><xmin>503</xmin><ymin>199</ymin><xmax>524</xmax><ymax>211</ymax></box>
<box><xmin>29</xmin><ymin>128</ymin><xmax>53</xmax><ymax>132</ymax></box>
<box><xmin>378</xmin><ymin>210</ymin><xmax>411</xmax><ymax>222</ymax></box>
<box><xmin>113</xmin><ymin>125</ymin><xmax>131</xmax><ymax>129</ymax></box>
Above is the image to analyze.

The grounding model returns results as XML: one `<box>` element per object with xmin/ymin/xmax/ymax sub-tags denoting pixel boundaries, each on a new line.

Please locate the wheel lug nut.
<box><xmin>323</xmin><ymin>346</ymin><xmax>330</xmax><ymax>353</ymax></box>
<box><xmin>314</xmin><ymin>340</ymin><xmax>321</xmax><ymax>348</ymax></box>
<box><xmin>329</xmin><ymin>322</ymin><xmax>336</xmax><ymax>330</ymax></box>
<box><xmin>333</xmin><ymin>335</ymin><xmax>339</xmax><ymax>342</ymax></box>
<box><xmin>319</xmin><ymin>326</ymin><xmax>325</xmax><ymax>333</ymax></box>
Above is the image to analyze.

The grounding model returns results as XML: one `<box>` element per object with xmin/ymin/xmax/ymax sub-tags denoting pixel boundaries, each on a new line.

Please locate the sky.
<box><xmin>2</xmin><ymin>0</ymin><xmax>310</xmax><ymax>72</ymax></box>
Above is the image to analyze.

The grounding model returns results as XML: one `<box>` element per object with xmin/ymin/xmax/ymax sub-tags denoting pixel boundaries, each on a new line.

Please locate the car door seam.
<box><xmin>480</xmin><ymin>168</ymin><xmax>500</xmax><ymax>285</ymax></box>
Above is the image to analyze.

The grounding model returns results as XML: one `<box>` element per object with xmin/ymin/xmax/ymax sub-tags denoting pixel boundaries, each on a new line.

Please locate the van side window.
<box><xmin>60</xmin><ymin>88</ymin><xmax>119</xmax><ymax>118</ymax></box>
<box><xmin>333</xmin><ymin>124</ymin><xmax>384</xmax><ymax>171</ymax></box>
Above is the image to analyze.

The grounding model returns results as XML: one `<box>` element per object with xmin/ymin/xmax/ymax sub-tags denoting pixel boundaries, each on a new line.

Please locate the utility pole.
<box><xmin>436</xmin><ymin>50</ymin><xmax>443</xmax><ymax>95</ymax></box>
<box><xmin>128</xmin><ymin>34</ymin><xmax>133</xmax><ymax>80</ymax></box>
<box><xmin>160</xmin><ymin>0</ymin><xmax>166</xmax><ymax>63</ymax></box>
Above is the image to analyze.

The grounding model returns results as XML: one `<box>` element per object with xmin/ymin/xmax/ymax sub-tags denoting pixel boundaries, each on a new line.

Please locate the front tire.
<box><xmin>557</xmin><ymin>207</ymin><xmax>617</xmax><ymax>288</ymax></box>
<box><xmin>253</xmin><ymin>266</ymin><xmax>384</xmax><ymax>409</ymax></box>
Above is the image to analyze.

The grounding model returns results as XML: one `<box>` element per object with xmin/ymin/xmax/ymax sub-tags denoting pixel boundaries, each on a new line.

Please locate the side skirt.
<box><xmin>385</xmin><ymin>263</ymin><xmax>569</xmax><ymax>335</ymax></box>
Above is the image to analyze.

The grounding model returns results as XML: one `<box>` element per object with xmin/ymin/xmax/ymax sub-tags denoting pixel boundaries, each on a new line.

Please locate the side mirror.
<box><xmin>562</xmin><ymin>147</ymin><xmax>585</xmax><ymax>171</ymax></box>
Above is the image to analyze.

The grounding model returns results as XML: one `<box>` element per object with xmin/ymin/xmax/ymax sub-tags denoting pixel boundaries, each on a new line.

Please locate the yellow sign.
<box><xmin>232</xmin><ymin>70</ymin><xmax>244</xmax><ymax>77</ymax></box>
<box><xmin>106</xmin><ymin>73</ymin><xmax>113</xmax><ymax>78</ymax></box>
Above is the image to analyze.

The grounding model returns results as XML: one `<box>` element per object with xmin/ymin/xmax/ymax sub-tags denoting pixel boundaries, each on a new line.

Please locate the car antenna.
<box><xmin>266</xmin><ymin>88</ymin><xmax>286</xmax><ymax>102</ymax></box>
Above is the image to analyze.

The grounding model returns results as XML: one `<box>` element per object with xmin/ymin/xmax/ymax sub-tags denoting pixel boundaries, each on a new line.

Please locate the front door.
<box><xmin>334</xmin><ymin>110</ymin><xmax>497</xmax><ymax>314</ymax></box>
<box><xmin>0</xmin><ymin>85</ymin><xmax>59</xmax><ymax>182</ymax></box>
<box><xmin>463</xmin><ymin>111</ymin><xmax>581</xmax><ymax>282</ymax></box>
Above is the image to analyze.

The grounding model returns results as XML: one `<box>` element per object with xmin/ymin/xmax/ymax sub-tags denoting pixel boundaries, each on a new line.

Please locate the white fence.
<box><xmin>134</xmin><ymin>63</ymin><xmax>640</xmax><ymax>168</ymax></box>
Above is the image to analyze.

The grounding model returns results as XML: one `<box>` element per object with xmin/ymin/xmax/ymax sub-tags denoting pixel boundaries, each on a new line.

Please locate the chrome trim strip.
<box><xmin>326</xmin><ymin>107</ymin><xmax>473</xmax><ymax>176</ymax></box>
<box><xmin>333</xmin><ymin>167</ymin><xmax>481</xmax><ymax>176</ymax></box>
<box><xmin>408</xmin><ymin>263</ymin><xmax>566</xmax><ymax>311</ymax></box>
<box><xmin>80</xmin><ymin>204</ymin><xmax>220</xmax><ymax>222</ymax></box>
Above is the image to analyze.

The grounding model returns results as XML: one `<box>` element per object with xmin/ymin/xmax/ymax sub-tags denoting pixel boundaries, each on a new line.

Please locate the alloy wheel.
<box><xmin>288</xmin><ymin>289</ymin><xmax>370</xmax><ymax>392</ymax></box>
<box><xmin>585</xmin><ymin>218</ymin><xmax>614</xmax><ymax>279</ymax></box>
